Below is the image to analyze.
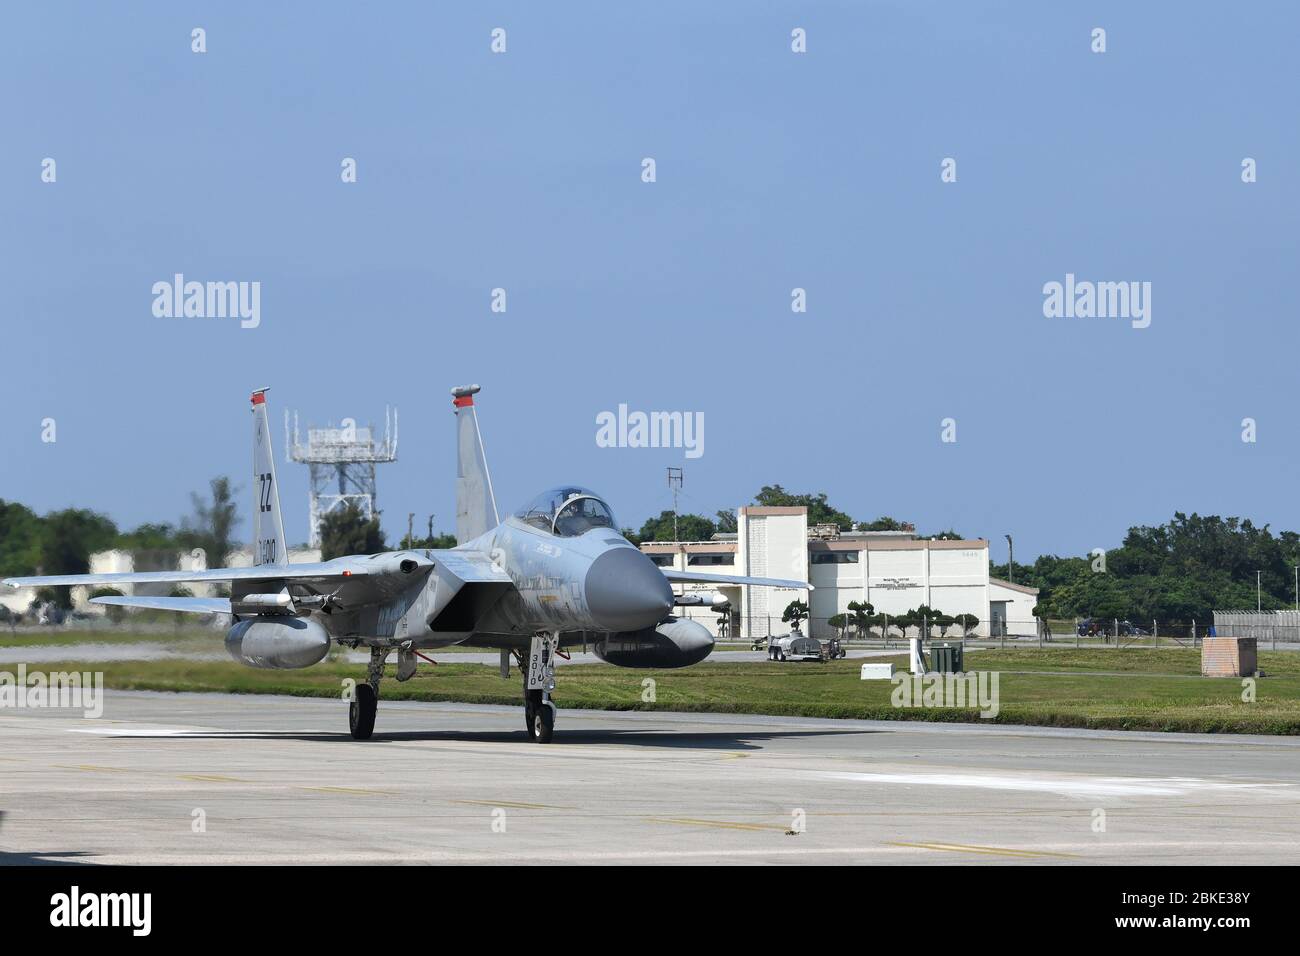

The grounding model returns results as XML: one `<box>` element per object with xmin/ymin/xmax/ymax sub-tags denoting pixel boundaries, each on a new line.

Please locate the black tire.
<box><xmin>525</xmin><ymin>690</ymin><xmax>555</xmax><ymax>743</ymax></box>
<box><xmin>777</xmin><ymin>649</ymin><xmax>786</xmax><ymax>662</ymax></box>
<box><xmin>349</xmin><ymin>683</ymin><xmax>377</xmax><ymax>740</ymax></box>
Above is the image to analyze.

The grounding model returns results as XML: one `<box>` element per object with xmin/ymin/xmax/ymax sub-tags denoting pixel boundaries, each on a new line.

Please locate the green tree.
<box><xmin>0</xmin><ymin>499</ymin><xmax>44</xmax><ymax>576</ymax></box>
<box><xmin>888</xmin><ymin>607</ymin><xmax>917</xmax><ymax>638</ymax></box>
<box><xmin>847</xmin><ymin>600</ymin><xmax>874</xmax><ymax>637</ymax></box>
<box><xmin>319</xmin><ymin>502</ymin><xmax>386</xmax><ymax>560</ymax></box>
<box><xmin>399</xmin><ymin>515</ymin><xmax>457</xmax><ymax>551</ymax></box>
<box><xmin>400</xmin><ymin>530</ymin><xmax>457</xmax><ymax>550</ymax></box>
<box><xmin>39</xmin><ymin>508</ymin><xmax>118</xmax><ymax>608</ymax></box>
<box><xmin>1009</xmin><ymin>512</ymin><xmax>1300</xmax><ymax>623</ymax></box>
<box><xmin>637</xmin><ymin>510</ymin><xmax>717</xmax><ymax>542</ymax></box>
<box><xmin>781</xmin><ymin>599</ymin><xmax>809</xmax><ymax>630</ymax></box>
<box><xmin>753</xmin><ymin>485</ymin><xmax>854</xmax><ymax>530</ymax></box>
<box><xmin>182</xmin><ymin>476</ymin><xmax>240</xmax><ymax>565</ymax></box>
<box><xmin>861</xmin><ymin>516</ymin><xmax>912</xmax><ymax>532</ymax></box>
<box><xmin>115</xmin><ymin>522</ymin><xmax>184</xmax><ymax>552</ymax></box>
<box><xmin>910</xmin><ymin>604</ymin><xmax>952</xmax><ymax>638</ymax></box>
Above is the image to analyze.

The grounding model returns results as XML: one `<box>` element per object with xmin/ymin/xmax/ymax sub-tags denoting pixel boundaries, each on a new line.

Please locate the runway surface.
<box><xmin>2</xmin><ymin>690</ymin><xmax>1298</xmax><ymax>865</ymax></box>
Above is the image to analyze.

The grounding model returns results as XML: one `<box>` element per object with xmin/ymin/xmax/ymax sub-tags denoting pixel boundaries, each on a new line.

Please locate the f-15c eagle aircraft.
<box><xmin>4</xmin><ymin>386</ymin><xmax>809</xmax><ymax>742</ymax></box>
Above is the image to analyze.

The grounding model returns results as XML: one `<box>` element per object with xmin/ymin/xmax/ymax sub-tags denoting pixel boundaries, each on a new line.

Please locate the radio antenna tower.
<box><xmin>286</xmin><ymin>407</ymin><xmax>398</xmax><ymax>548</ymax></box>
<box><xmin>667</xmin><ymin>467</ymin><xmax>683</xmax><ymax>542</ymax></box>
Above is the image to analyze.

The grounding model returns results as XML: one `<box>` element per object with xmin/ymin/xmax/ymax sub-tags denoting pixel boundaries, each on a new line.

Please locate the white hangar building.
<box><xmin>641</xmin><ymin>506</ymin><xmax>1038</xmax><ymax>640</ymax></box>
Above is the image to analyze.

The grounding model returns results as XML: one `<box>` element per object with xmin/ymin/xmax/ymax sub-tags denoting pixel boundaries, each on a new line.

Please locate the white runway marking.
<box><xmin>815</xmin><ymin>770</ymin><xmax>1288</xmax><ymax>798</ymax></box>
<box><xmin>72</xmin><ymin>728</ymin><xmax>201</xmax><ymax>736</ymax></box>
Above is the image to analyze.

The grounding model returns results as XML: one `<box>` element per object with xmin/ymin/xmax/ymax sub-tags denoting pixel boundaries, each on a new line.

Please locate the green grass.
<box><xmin>0</xmin><ymin>628</ymin><xmax>218</xmax><ymax>647</ymax></box>
<box><xmin>20</xmin><ymin>646</ymin><xmax>1300</xmax><ymax>735</ymax></box>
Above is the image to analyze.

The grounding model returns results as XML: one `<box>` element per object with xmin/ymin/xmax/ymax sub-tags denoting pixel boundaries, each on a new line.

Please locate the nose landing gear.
<box><xmin>523</xmin><ymin>632</ymin><xmax>558</xmax><ymax>743</ymax></box>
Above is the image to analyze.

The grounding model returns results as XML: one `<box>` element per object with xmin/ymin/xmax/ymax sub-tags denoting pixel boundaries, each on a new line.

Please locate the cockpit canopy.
<box><xmin>513</xmin><ymin>486</ymin><xmax>618</xmax><ymax>537</ymax></box>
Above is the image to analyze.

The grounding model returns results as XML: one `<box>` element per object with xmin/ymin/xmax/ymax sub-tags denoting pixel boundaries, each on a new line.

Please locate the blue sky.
<box><xmin>1</xmin><ymin>2</ymin><xmax>1296</xmax><ymax>560</ymax></box>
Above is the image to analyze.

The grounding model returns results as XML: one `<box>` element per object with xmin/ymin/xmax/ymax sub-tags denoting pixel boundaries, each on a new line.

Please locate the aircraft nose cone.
<box><xmin>585</xmin><ymin>548</ymin><xmax>674</xmax><ymax>632</ymax></box>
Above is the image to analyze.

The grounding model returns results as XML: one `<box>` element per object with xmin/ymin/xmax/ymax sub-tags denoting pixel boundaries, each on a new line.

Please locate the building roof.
<box><xmin>641</xmin><ymin>541</ymin><xmax>737</xmax><ymax>554</ymax></box>
<box><xmin>644</xmin><ymin>538</ymin><xmax>988</xmax><ymax>553</ymax></box>
<box><xmin>989</xmin><ymin>576</ymin><xmax>1039</xmax><ymax>596</ymax></box>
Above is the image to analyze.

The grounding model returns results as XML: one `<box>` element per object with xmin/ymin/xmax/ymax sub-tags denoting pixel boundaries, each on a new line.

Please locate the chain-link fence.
<box><xmin>717</xmin><ymin>614</ymin><xmax>1300</xmax><ymax>650</ymax></box>
<box><xmin>1212</xmin><ymin>610</ymin><xmax>1300</xmax><ymax>647</ymax></box>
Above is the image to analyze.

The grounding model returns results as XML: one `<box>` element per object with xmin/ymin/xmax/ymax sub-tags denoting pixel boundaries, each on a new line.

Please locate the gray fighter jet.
<box><xmin>3</xmin><ymin>387</ymin><xmax>809</xmax><ymax>742</ymax></box>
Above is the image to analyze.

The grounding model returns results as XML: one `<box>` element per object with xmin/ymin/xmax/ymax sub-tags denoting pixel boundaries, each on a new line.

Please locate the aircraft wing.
<box><xmin>661</xmin><ymin>569</ymin><xmax>813</xmax><ymax>590</ymax></box>
<box><xmin>1</xmin><ymin>561</ymin><xmax>378</xmax><ymax>590</ymax></box>
<box><xmin>92</xmin><ymin>595</ymin><xmax>231</xmax><ymax>615</ymax></box>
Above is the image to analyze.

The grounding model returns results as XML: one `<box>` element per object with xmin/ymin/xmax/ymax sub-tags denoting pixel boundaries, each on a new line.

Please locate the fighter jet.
<box><xmin>3</xmin><ymin>386</ymin><xmax>809</xmax><ymax>742</ymax></box>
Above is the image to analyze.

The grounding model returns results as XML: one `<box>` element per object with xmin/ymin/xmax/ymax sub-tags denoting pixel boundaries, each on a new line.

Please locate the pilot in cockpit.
<box><xmin>515</xmin><ymin>486</ymin><xmax>617</xmax><ymax>537</ymax></box>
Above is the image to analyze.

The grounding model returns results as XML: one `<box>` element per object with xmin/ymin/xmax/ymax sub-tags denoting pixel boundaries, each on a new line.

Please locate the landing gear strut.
<box><xmin>350</xmin><ymin>646</ymin><xmax>385</xmax><ymax>740</ymax></box>
<box><xmin>524</xmin><ymin>633</ymin><xmax>558</xmax><ymax>743</ymax></box>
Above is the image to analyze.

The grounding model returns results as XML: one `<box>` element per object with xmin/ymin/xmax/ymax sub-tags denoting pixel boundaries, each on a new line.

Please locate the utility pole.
<box><xmin>667</xmin><ymin>467</ymin><xmax>683</xmax><ymax>541</ymax></box>
<box><xmin>427</xmin><ymin>515</ymin><xmax>435</xmax><ymax>542</ymax></box>
<box><xmin>1294</xmin><ymin>565</ymin><xmax>1298</xmax><ymax>611</ymax></box>
<box><xmin>1256</xmin><ymin>570</ymin><xmax>1262</xmax><ymax>612</ymax></box>
<box><xmin>407</xmin><ymin>512</ymin><xmax>415</xmax><ymax>549</ymax></box>
<box><xmin>1005</xmin><ymin>534</ymin><xmax>1014</xmax><ymax>584</ymax></box>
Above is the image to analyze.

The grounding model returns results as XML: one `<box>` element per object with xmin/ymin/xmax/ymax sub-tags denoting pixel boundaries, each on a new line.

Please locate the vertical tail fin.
<box><xmin>250</xmin><ymin>388</ymin><xmax>288</xmax><ymax>566</ymax></box>
<box><xmin>452</xmin><ymin>385</ymin><xmax>499</xmax><ymax>544</ymax></box>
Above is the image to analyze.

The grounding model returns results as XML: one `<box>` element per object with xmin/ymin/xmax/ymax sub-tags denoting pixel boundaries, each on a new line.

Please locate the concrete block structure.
<box><xmin>1201</xmin><ymin>636</ymin><xmax>1258</xmax><ymax>677</ymax></box>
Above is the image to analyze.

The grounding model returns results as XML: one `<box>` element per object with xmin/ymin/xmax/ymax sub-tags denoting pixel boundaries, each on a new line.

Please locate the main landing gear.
<box><xmin>523</xmin><ymin>633</ymin><xmax>558</xmax><ymax>743</ymax></box>
<box><xmin>349</xmin><ymin>646</ymin><xmax>385</xmax><ymax>740</ymax></box>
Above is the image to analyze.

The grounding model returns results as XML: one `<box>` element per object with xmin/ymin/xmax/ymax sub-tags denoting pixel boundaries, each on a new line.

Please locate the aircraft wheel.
<box><xmin>350</xmin><ymin>683</ymin><xmax>377</xmax><ymax>740</ymax></box>
<box><xmin>526</xmin><ymin>690</ymin><xmax>555</xmax><ymax>743</ymax></box>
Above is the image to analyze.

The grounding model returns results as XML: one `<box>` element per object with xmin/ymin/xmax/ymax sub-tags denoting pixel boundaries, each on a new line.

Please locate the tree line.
<box><xmin>1</xmin><ymin>478</ymin><xmax>241</xmax><ymax>607</ymax></box>
<box><xmin>629</xmin><ymin>486</ymin><xmax>1300</xmax><ymax>624</ymax></box>
<box><xmin>6</xmin><ymin>476</ymin><xmax>1297</xmax><ymax>625</ymax></box>
<box><xmin>629</xmin><ymin>484</ymin><xmax>918</xmax><ymax>543</ymax></box>
<box><xmin>998</xmin><ymin>513</ymin><xmax>1300</xmax><ymax>623</ymax></box>
<box><xmin>784</xmin><ymin>598</ymin><xmax>979</xmax><ymax>638</ymax></box>
<box><xmin>0</xmin><ymin>479</ymin><xmax>455</xmax><ymax>609</ymax></box>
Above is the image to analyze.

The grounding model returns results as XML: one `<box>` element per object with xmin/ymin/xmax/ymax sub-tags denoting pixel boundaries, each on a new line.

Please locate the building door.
<box><xmin>990</xmin><ymin>601</ymin><xmax>1008</xmax><ymax>637</ymax></box>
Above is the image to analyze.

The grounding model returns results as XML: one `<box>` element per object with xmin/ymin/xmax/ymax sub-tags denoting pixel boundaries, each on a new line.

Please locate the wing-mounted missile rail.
<box><xmin>230</xmin><ymin>590</ymin><xmax>295</xmax><ymax>614</ymax></box>
<box><xmin>672</xmin><ymin>590</ymin><xmax>729</xmax><ymax>609</ymax></box>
